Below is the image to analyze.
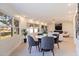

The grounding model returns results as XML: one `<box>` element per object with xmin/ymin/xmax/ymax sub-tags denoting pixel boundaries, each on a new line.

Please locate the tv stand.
<box><xmin>54</xmin><ymin>30</ymin><xmax>63</xmax><ymax>34</ymax></box>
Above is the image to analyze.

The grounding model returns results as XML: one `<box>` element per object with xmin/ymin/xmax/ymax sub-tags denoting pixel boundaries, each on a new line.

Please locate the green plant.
<box><xmin>22</xmin><ymin>29</ymin><xmax>27</xmax><ymax>36</ymax></box>
<box><xmin>22</xmin><ymin>29</ymin><xmax>27</xmax><ymax>43</ymax></box>
<box><xmin>43</xmin><ymin>30</ymin><xmax>48</xmax><ymax>34</ymax></box>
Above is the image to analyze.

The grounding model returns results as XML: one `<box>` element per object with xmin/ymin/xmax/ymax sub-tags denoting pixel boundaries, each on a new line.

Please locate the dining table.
<box><xmin>35</xmin><ymin>34</ymin><xmax>57</xmax><ymax>43</ymax></box>
<box><xmin>36</xmin><ymin>35</ymin><xmax>57</xmax><ymax>39</ymax></box>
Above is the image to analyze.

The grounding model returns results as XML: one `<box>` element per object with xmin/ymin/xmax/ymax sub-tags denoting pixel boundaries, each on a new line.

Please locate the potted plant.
<box><xmin>43</xmin><ymin>30</ymin><xmax>48</xmax><ymax>34</ymax></box>
<box><xmin>22</xmin><ymin>29</ymin><xmax>27</xmax><ymax>43</ymax></box>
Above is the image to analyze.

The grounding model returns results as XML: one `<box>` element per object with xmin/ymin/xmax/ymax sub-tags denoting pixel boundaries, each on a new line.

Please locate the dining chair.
<box><xmin>53</xmin><ymin>34</ymin><xmax>59</xmax><ymax>48</ymax></box>
<box><xmin>27</xmin><ymin>35</ymin><xmax>39</xmax><ymax>53</ymax></box>
<box><xmin>40</xmin><ymin>36</ymin><xmax>55</xmax><ymax>56</ymax></box>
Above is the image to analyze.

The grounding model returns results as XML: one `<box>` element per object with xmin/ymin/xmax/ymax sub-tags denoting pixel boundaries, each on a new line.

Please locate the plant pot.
<box><xmin>24</xmin><ymin>38</ymin><xmax>27</xmax><ymax>43</ymax></box>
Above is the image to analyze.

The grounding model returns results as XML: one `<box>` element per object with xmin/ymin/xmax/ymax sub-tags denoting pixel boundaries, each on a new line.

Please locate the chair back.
<box><xmin>41</xmin><ymin>36</ymin><xmax>54</xmax><ymax>49</ymax></box>
<box><xmin>53</xmin><ymin>34</ymin><xmax>59</xmax><ymax>43</ymax></box>
<box><xmin>27</xmin><ymin>35</ymin><xmax>36</xmax><ymax>46</ymax></box>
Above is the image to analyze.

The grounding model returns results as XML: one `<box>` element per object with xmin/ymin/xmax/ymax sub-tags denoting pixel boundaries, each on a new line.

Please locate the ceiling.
<box><xmin>1</xmin><ymin>3</ymin><xmax>78</xmax><ymax>22</ymax></box>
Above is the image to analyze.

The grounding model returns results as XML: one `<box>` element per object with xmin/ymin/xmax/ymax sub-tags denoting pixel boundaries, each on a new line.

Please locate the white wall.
<box><xmin>47</xmin><ymin>21</ymin><xmax>74</xmax><ymax>37</ymax></box>
<box><xmin>20</xmin><ymin>17</ymin><xmax>27</xmax><ymax>31</ymax></box>
<box><xmin>63</xmin><ymin>21</ymin><xmax>74</xmax><ymax>37</ymax></box>
<box><xmin>47</xmin><ymin>22</ymin><xmax>55</xmax><ymax>32</ymax></box>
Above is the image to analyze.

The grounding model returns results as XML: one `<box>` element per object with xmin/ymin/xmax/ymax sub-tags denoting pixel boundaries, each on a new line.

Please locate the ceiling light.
<box><xmin>68</xmin><ymin>3</ymin><xmax>72</xmax><ymax>7</ymax></box>
<box><xmin>35</xmin><ymin>21</ymin><xmax>39</xmax><ymax>24</ymax></box>
<box><xmin>23</xmin><ymin>15</ymin><xmax>28</xmax><ymax>18</ymax></box>
<box><xmin>68</xmin><ymin>11</ymin><xmax>73</xmax><ymax>14</ymax></box>
<box><xmin>15</xmin><ymin>15</ymin><xmax>20</xmax><ymax>18</ymax></box>
<box><xmin>41</xmin><ymin>22</ymin><xmax>44</xmax><ymax>25</ymax></box>
<box><xmin>44</xmin><ymin>23</ymin><xmax>47</xmax><ymax>26</ymax></box>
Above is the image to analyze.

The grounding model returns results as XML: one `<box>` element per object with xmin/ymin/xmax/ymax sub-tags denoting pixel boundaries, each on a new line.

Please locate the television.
<box><xmin>55</xmin><ymin>23</ymin><xmax>62</xmax><ymax>30</ymax></box>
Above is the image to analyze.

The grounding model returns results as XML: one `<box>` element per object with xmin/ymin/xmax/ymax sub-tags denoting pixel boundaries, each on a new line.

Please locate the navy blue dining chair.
<box><xmin>27</xmin><ymin>35</ymin><xmax>39</xmax><ymax>53</ymax></box>
<box><xmin>40</xmin><ymin>36</ymin><xmax>55</xmax><ymax>56</ymax></box>
<box><xmin>53</xmin><ymin>34</ymin><xmax>59</xmax><ymax>48</ymax></box>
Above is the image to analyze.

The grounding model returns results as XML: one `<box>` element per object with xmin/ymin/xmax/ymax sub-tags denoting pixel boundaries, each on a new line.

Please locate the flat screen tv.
<box><xmin>55</xmin><ymin>23</ymin><xmax>62</xmax><ymax>30</ymax></box>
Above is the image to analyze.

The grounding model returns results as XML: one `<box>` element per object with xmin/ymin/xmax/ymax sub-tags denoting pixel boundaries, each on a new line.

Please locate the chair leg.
<box><xmin>39</xmin><ymin>43</ymin><xmax>41</xmax><ymax>51</ymax></box>
<box><xmin>40</xmin><ymin>49</ymin><xmax>42</xmax><ymax>52</ymax></box>
<box><xmin>36</xmin><ymin>46</ymin><xmax>37</xmax><ymax>50</ymax></box>
<box><xmin>51</xmin><ymin>49</ymin><xmax>55</xmax><ymax>56</ymax></box>
<box><xmin>37</xmin><ymin>45</ymin><xmax>40</xmax><ymax>51</ymax></box>
<box><xmin>29</xmin><ymin>46</ymin><xmax>32</xmax><ymax>54</ymax></box>
<box><xmin>43</xmin><ymin>51</ymin><xmax>44</xmax><ymax>56</ymax></box>
<box><xmin>57</xmin><ymin>43</ymin><xmax>59</xmax><ymax>48</ymax></box>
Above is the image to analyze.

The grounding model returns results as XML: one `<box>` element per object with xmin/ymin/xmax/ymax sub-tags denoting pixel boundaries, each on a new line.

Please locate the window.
<box><xmin>29</xmin><ymin>27</ymin><xmax>33</xmax><ymax>34</ymax></box>
<box><xmin>34</xmin><ymin>27</ymin><xmax>38</xmax><ymax>33</ymax></box>
<box><xmin>0</xmin><ymin>15</ymin><xmax>13</xmax><ymax>39</ymax></box>
<box><xmin>27</xmin><ymin>23</ymin><xmax>39</xmax><ymax>34</ymax></box>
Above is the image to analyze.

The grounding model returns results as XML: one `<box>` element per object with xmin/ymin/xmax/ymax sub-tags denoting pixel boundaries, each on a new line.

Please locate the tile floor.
<box><xmin>10</xmin><ymin>37</ymin><xmax>77</xmax><ymax>56</ymax></box>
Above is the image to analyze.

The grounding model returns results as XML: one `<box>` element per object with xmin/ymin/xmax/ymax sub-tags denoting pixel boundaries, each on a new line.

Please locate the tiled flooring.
<box><xmin>11</xmin><ymin>37</ymin><xmax>77</xmax><ymax>56</ymax></box>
